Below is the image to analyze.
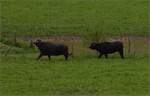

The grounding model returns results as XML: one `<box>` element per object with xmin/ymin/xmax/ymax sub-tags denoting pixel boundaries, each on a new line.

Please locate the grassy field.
<box><xmin>0</xmin><ymin>0</ymin><xmax>149</xmax><ymax>36</ymax></box>
<box><xmin>0</xmin><ymin>37</ymin><xmax>149</xmax><ymax>96</ymax></box>
<box><xmin>0</xmin><ymin>53</ymin><xmax>149</xmax><ymax>96</ymax></box>
<box><xmin>0</xmin><ymin>0</ymin><xmax>149</xmax><ymax>96</ymax></box>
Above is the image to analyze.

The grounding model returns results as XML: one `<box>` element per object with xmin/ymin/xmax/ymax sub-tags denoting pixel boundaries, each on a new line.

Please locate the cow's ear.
<box><xmin>37</xmin><ymin>39</ymin><xmax>42</xmax><ymax>43</ymax></box>
<box><xmin>92</xmin><ymin>42</ymin><xmax>97</xmax><ymax>46</ymax></box>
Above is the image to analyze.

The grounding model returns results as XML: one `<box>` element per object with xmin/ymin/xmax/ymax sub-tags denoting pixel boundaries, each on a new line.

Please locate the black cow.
<box><xmin>89</xmin><ymin>41</ymin><xmax>124</xmax><ymax>59</ymax></box>
<box><xmin>34</xmin><ymin>40</ymin><xmax>70</xmax><ymax>60</ymax></box>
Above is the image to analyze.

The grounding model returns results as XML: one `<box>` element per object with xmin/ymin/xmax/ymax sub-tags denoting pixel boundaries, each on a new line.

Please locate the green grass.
<box><xmin>0</xmin><ymin>0</ymin><xmax>149</xmax><ymax>95</ymax></box>
<box><xmin>0</xmin><ymin>53</ymin><xmax>149</xmax><ymax>96</ymax></box>
<box><xmin>0</xmin><ymin>37</ymin><xmax>149</xmax><ymax>96</ymax></box>
<box><xmin>0</xmin><ymin>0</ymin><xmax>149</xmax><ymax>36</ymax></box>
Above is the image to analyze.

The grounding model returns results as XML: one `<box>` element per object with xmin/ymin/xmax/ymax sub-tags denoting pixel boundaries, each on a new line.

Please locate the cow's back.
<box><xmin>48</xmin><ymin>44</ymin><xmax>68</xmax><ymax>55</ymax></box>
<box><xmin>36</xmin><ymin>42</ymin><xmax>68</xmax><ymax>55</ymax></box>
<box><xmin>113</xmin><ymin>41</ymin><xmax>123</xmax><ymax>49</ymax></box>
<box><xmin>97</xmin><ymin>41</ymin><xmax>123</xmax><ymax>53</ymax></box>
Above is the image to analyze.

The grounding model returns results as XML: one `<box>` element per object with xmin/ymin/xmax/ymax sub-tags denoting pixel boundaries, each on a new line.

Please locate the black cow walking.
<box><xmin>34</xmin><ymin>40</ymin><xmax>70</xmax><ymax>60</ymax></box>
<box><xmin>89</xmin><ymin>41</ymin><xmax>124</xmax><ymax>59</ymax></box>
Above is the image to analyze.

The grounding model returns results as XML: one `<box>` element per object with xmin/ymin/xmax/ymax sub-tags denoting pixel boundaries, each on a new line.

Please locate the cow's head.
<box><xmin>89</xmin><ymin>42</ymin><xmax>98</xmax><ymax>49</ymax></box>
<box><xmin>33</xmin><ymin>39</ymin><xmax>42</xmax><ymax>46</ymax></box>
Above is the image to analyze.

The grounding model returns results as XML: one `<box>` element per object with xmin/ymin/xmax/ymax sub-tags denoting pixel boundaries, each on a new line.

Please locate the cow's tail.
<box><xmin>69</xmin><ymin>45</ymin><xmax>74</xmax><ymax>57</ymax></box>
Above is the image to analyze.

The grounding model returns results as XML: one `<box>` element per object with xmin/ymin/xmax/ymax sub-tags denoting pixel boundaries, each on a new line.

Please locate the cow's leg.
<box><xmin>48</xmin><ymin>55</ymin><xmax>51</xmax><ymax>60</ymax></box>
<box><xmin>98</xmin><ymin>53</ymin><xmax>103</xmax><ymax>58</ymax></box>
<box><xmin>64</xmin><ymin>51</ymin><xmax>69</xmax><ymax>60</ymax></box>
<box><xmin>37</xmin><ymin>54</ymin><xmax>42</xmax><ymax>60</ymax></box>
<box><xmin>119</xmin><ymin>49</ymin><xmax>124</xmax><ymax>59</ymax></box>
<box><xmin>105</xmin><ymin>54</ymin><xmax>108</xmax><ymax>58</ymax></box>
<box><xmin>64</xmin><ymin>54</ymin><xmax>68</xmax><ymax>60</ymax></box>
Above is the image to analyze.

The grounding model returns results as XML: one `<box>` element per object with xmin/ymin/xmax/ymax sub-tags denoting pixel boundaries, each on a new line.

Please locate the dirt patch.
<box><xmin>17</xmin><ymin>35</ymin><xmax>82</xmax><ymax>42</ymax></box>
<box><xmin>16</xmin><ymin>35</ymin><xmax>149</xmax><ymax>44</ymax></box>
<box><xmin>2</xmin><ymin>35</ymin><xmax>149</xmax><ymax>56</ymax></box>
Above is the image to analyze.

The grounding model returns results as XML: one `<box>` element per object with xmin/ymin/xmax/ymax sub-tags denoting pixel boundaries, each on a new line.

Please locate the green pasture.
<box><xmin>0</xmin><ymin>38</ymin><xmax>149</xmax><ymax>96</ymax></box>
<box><xmin>0</xmin><ymin>0</ymin><xmax>149</xmax><ymax>36</ymax></box>
<box><xmin>0</xmin><ymin>0</ymin><xmax>149</xmax><ymax>96</ymax></box>
<box><xmin>0</xmin><ymin>53</ymin><xmax>149</xmax><ymax>96</ymax></box>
